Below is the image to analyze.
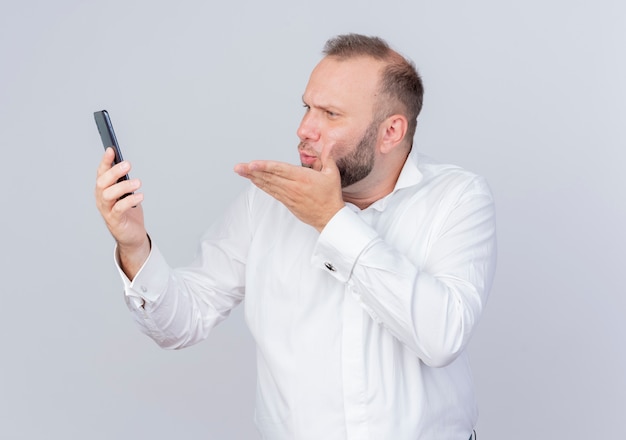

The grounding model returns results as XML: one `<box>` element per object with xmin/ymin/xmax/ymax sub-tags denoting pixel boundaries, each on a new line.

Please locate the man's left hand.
<box><xmin>234</xmin><ymin>148</ymin><xmax>344</xmax><ymax>232</ymax></box>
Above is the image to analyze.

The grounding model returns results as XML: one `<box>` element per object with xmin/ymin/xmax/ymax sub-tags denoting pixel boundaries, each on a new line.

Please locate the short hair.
<box><xmin>323</xmin><ymin>34</ymin><xmax>424</xmax><ymax>146</ymax></box>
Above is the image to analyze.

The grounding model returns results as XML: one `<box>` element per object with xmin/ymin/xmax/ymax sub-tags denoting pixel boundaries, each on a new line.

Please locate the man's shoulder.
<box><xmin>412</xmin><ymin>152</ymin><xmax>493</xmax><ymax>199</ymax></box>
<box><xmin>415</xmin><ymin>152</ymin><xmax>477</xmax><ymax>180</ymax></box>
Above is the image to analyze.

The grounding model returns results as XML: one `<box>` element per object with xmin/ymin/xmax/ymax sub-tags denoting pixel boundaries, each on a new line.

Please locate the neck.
<box><xmin>342</xmin><ymin>155</ymin><xmax>407</xmax><ymax>209</ymax></box>
<box><xmin>342</xmin><ymin>187</ymin><xmax>393</xmax><ymax>210</ymax></box>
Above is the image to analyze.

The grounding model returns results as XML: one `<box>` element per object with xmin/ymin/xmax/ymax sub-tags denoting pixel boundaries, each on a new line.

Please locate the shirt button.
<box><xmin>141</xmin><ymin>285</ymin><xmax>148</xmax><ymax>293</ymax></box>
<box><xmin>324</xmin><ymin>262</ymin><xmax>336</xmax><ymax>272</ymax></box>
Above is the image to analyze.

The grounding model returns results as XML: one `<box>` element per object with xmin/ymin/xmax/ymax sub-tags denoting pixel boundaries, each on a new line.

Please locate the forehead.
<box><xmin>303</xmin><ymin>56</ymin><xmax>384</xmax><ymax>113</ymax></box>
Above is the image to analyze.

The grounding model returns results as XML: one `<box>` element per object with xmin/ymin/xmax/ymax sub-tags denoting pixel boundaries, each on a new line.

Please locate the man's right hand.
<box><xmin>95</xmin><ymin>147</ymin><xmax>150</xmax><ymax>280</ymax></box>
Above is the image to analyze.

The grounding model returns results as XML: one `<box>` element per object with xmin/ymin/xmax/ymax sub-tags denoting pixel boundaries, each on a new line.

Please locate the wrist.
<box><xmin>117</xmin><ymin>234</ymin><xmax>151</xmax><ymax>280</ymax></box>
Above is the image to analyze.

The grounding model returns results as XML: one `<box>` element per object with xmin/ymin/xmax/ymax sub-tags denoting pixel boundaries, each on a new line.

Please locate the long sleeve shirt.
<box><xmin>117</xmin><ymin>150</ymin><xmax>497</xmax><ymax>440</ymax></box>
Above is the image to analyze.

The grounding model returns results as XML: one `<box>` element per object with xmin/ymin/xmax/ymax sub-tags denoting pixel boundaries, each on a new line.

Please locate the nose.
<box><xmin>296</xmin><ymin>110</ymin><xmax>320</xmax><ymax>142</ymax></box>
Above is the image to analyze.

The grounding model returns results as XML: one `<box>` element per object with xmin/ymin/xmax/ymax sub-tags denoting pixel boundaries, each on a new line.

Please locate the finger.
<box><xmin>237</xmin><ymin>161</ymin><xmax>299</xmax><ymax>181</ymax></box>
<box><xmin>249</xmin><ymin>160</ymin><xmax>289</xmax><ymax>175</ymax></box>
<box><xmin>243</xmin><ymin>165</ymin><xmax>298</xmax><ymax>201</ymax></box>
<box><xmin>319</xmin><ymin>143</ymin><xmax>338</xmax><ymax>175</ymax></box>
<box><xmin>111</xmin><ymin>192</ymin><xmax>144</xmax><ymax>215</ymax></box>
<box><xmin>96</xmin><ymin>159</ymin><xmax>131</xmax><ymax>195</ymax></box>
<box><xmin>96</xmin><ymin>147</ymin><xmax>117</xmax><ymax>177</ymax></box>
<box><xmin>101</xmin><ymin>178</ymin><xmax>142</xmax><ymax>204</ymax></box>
<box><xmin>233</xmin><ymin>163</ymin><xmax>251</xmax><ymax>177</ymax></box>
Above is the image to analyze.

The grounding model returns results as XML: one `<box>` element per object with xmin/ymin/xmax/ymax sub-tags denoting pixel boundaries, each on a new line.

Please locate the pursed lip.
<box><xmin>299</xmin><ymin>151</ymin><xmax>318</xmax><ymax>166</ymax></box>
<box><xmin>298</xmin><ymin>143</ymin><xmax>319</xmax><ymax>166</ymax></box>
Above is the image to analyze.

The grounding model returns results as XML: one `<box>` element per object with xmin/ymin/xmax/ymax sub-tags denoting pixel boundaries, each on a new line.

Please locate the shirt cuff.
<box><xmin>114</xmin><ymin>242</ymin><xmax>170</xmax><ymax>307</ymax></box>
<box><xmin>312</xmin><ymin>206</ymin><xmax>378</xmax><ymax>282</ymax></box>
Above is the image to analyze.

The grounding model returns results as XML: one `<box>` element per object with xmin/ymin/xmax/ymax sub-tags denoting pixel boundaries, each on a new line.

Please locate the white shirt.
<box><xmin>118</xmin><ymin>150</ymin><xmax>497</xmax><ymax>440</ymax></box>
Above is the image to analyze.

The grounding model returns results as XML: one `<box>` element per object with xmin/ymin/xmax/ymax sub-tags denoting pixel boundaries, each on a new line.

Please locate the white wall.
<box><xmin>1</xmin><ymin>0</ymin><xmax>624</xmax><ymax>438</ymax></box>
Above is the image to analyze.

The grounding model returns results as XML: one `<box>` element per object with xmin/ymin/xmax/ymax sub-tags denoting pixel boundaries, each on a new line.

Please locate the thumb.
<box><xmin>320</xmin><ymin>144</ymin><xmax>338</xmax><ymax>176</ymax></box>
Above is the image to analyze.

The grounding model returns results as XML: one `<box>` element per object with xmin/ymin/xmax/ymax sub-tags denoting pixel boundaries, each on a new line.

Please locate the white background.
<box><xmin>1</xmin><ymin>0</ymin><xmax>624</xmax><ymax>438</ymax></box>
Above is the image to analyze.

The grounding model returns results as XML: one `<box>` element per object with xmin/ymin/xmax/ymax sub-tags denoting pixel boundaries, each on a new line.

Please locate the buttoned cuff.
<box><xmin>114</xmin><ymin>242</ymin><xmax>170</xmax><ymax>308</ymax></box>
<box><xmin>312</xmin><ymin>206</ymin><xmax>378</xmax><ymax>282</ymax></box>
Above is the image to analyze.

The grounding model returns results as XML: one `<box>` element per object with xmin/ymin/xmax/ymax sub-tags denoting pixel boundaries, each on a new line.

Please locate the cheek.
<box><xmin>321</xmin><ymin>129</ymin><xmax>357</xmax><ymax>159</ymax></box>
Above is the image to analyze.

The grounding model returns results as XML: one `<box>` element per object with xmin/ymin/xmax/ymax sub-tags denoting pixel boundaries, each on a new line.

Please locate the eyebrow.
<box><xmin>301</xmin><ymin>95</ymin><xmax>343</xmax><ymax>114</ymax></box>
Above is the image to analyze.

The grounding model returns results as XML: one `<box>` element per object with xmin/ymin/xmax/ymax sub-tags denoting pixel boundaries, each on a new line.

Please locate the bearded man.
<box><xmin>95</xmin><ymin>33</ymin><xmax>496</xmax><ymax>440</ymax></box>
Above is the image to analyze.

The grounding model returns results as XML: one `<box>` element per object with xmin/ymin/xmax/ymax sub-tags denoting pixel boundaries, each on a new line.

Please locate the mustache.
<box><xmin>298</xmin><ymin>142</ymin><xmax>317</xmax><ymax>157</ymax></box>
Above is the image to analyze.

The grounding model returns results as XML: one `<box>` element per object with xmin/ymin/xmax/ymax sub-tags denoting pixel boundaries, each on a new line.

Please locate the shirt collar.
<box><xmin>394</xmin><ymin>148</ymin><xmax>424</xmax><ymax>192</ymax></box>
<box><xmin>348</xmin><ymin>149</ymin><xmax>424</xmax><ymax>213</ymax></box>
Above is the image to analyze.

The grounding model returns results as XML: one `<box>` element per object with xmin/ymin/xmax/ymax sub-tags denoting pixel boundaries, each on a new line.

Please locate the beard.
<box><xmin>300</xmin><ymin>120</ymin><xmax>378</xmax><ymax>188</ymax></box>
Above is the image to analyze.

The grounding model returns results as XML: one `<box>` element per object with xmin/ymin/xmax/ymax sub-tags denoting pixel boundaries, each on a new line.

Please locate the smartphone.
<box><xmin>94</xmin><ymin>109</ymin><xmax>132</xmax><ymax>198</ymax></box>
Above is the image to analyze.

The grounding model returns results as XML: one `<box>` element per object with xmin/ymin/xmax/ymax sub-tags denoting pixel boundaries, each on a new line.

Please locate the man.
<box><xmin>96</xmin><ymin>34</ymin><xmax>496</xmax><ymax>440</ymax></box>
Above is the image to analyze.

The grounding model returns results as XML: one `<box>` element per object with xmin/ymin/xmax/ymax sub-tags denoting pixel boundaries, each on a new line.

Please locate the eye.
<box><xmin>326</xmin><ymin>110</ymin><xmax>338</xmax><ymax>118</ymax></box>
<box><xmin>302</xmin><ymin>103</ymin><xmax>310</xmax><ymax>112</ymax></box>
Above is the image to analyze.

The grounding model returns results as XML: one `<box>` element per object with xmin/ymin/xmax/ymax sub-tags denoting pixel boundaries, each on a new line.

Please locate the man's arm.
<box><xmin>95</xmin><ymin>147</ymin><xmax>150</xmax><ymax>279</ymax></box>
<box><xmin>316</xmin><ymin>177</ymin><xmax>497</xmax><ymax>367</ymax></box>
<box><xmin>95</xmin><ymin>147</ymin><xmax>247</xmax><ymax>349</ymax></box>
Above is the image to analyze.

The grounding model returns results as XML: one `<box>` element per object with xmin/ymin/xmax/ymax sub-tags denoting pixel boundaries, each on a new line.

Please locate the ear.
<box><xmin>379</xmin><ymin>114</ymin><xmax>408</xmax><ymax>154</ymax></box>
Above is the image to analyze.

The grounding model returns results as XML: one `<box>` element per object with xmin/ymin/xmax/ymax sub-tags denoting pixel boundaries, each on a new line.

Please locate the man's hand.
<box><xmin>95</xmin><ymin>147</ymin><xmax>150</xmax><ymax>279</ymax></box>
<box><xmin>234</xmin><ymin>146</ymin><xmax>345</xmax><ymax>232</ymax></box>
